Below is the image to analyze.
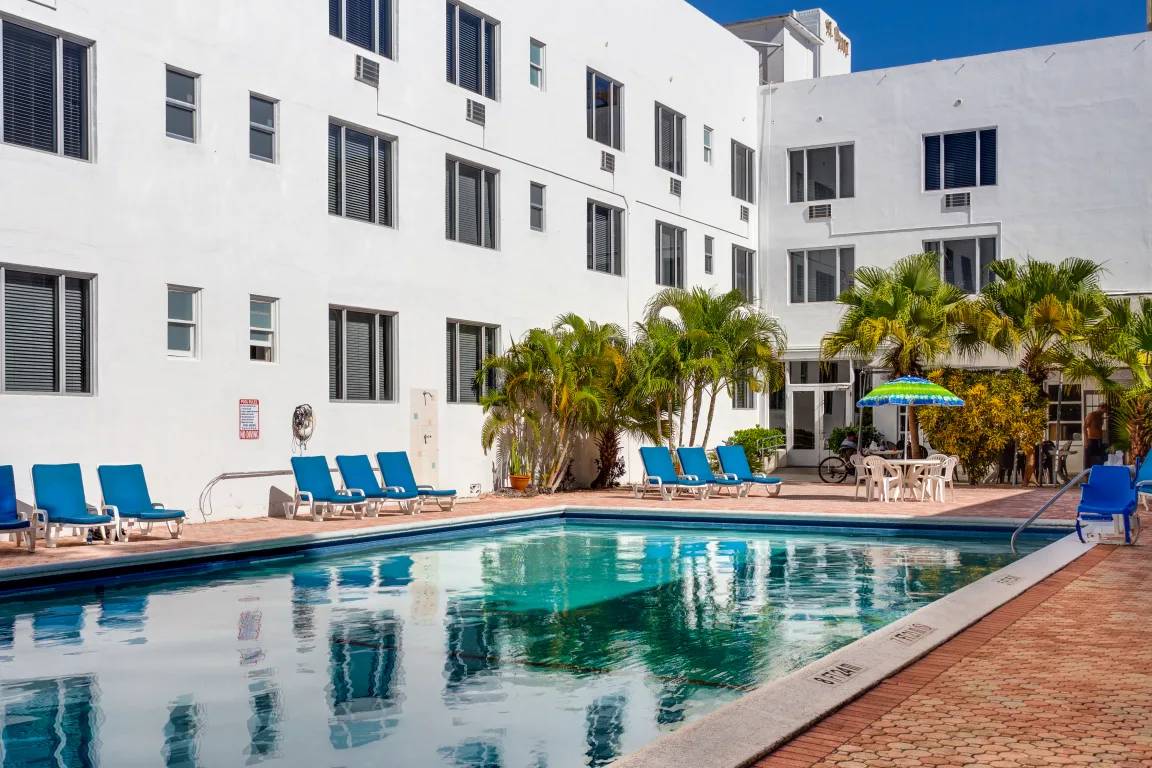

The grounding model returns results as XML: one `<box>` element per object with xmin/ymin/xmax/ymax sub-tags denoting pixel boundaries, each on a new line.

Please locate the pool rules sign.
<box><xmin>239</xmin><ymin>399</ymin><xmax>260</xmax><ymax>439</ymax></box>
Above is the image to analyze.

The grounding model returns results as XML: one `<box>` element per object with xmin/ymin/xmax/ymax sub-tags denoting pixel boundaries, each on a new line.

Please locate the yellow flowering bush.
<box><xmin>918</xmin><ymin>368</ymin><xmax>1047</xmax><ymax>484</ymax></box>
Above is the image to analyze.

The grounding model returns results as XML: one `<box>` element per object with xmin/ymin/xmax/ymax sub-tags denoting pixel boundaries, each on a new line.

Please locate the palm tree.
<box><xmin>704</xmin><ymin>307</ymin><xmax>786</xmax><ymax>449</ymax></box>
<box><xmin>589</xmin><ymin>343</ymin><xmax>664</xmax><ymax>488</ymax></box>
<box><xmin>821</xmin><ymin>253</ymin><xmax>968</xmax><ymax>459</ymax></box>
<box><xmin>631</xmin><ymin>317</ymin><xmax>683</xmax><ymax>449</ymax></box>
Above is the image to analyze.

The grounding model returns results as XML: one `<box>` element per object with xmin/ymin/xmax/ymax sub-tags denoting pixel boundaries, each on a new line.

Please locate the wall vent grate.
<box><xmin>808</xmin><ymin>203</ymin><xmax>833</xmax><ymax>220</ymax></box>
<box><xmin>739</xmin><ymin>205</ymin><xmax>750</xmax><ymax>222</ymax></box>
<box><xmin>466</xmin><ymin>99</ymin><xmax>486</xmax><ymax>126</ymax></box>
<box><xmin>600</xmin><ymin>151</ymin><xmax>616</xmax><ymax>173</ymax></box>
<box><xmin>669</xmin><ymin>178</ymin><xmax>682</xmax><ymax>197</ymax></box>
<box><xmin>354</xmin><ymin>55</ymin><xmax>380</xmax><ymax>87</ymax></box>
<box><xmin>944</xmin><ymin>192</ymin><xmax>971</xmax><ymax>209</ymax></box>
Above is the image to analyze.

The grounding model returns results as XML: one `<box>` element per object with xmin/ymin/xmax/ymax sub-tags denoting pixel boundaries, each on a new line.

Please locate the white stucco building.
<box><xmin>0</xmin><ymin>0</ymin><xmax>1149</xmax><ymax>512</ymax></box>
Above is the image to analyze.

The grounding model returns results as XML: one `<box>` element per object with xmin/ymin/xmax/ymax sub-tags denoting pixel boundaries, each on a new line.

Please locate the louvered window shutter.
<box><xmin>593</xmin><ymin>76</ymin><xmax>611</xmax><ymax>147</ymax></box>
<box><xmin>377</xmin><ymin>138</ymin><xmax>392</xmax><ymax>226</ymax></box>
<box><xmin>446</xmin><ymin>323</ymin><xmax>458</xmax><ymax>402</ymax></box>
<box><xmin>4</xmin><ymin>271</ymin><xmax>58</xmax><ymax>392</ymax></box>
<box><xmin>456</xmin><ymin>163</ymin><xmax>482</xmax><ymax>246</ymax></box>
<box><xmin>62</xmin><ymin>42</ymin><xmax>88</xmax><ymax>160</ymax></box>
<box><xmin>64</xmin><ymin>277</ymin><xmax>89</xmax><ymax>393</ymax></box>
<box><xmin>943</xmin><ymin>131</ymin><xmax>976</xmax><ymax>189</ymax></box>
<box><xmin>345</xmin><ymin>0</ymin><xmax>373</xmax><ymax>51</ymax></box>
<box><xmin>457</xmin><ymin>10</ymin><xmax>482</xmax><ymax>95</ymax></box>
<box><xmin>328</xmin><ymin>309</ymin><xmax>343</xmax><ymax>399</ymax></box>
<box><xmin>445</xmin><ymin>160</ymin><xmax>456</xmax><ymax>239</ymax></box>
<box><xmin>657</xmin><ymin>109</ymin><xmax>673</xmax><ymax>171</ymax></box>
<box><xmin>378</xmin><ymin>314</ymin><xmax>393</xmax><ymax>401</ymax></box>
<box><xmin>445</xmin><ymin>3</ymin><xmax>456</xmax><ymax>84</ymax></box>
<box><xmin>484</xmin><ymin>326</ymin><xmax>497</xmax><ymax>393</ymax></box>
<box><xmin>924</xmin><ymin>135</ymin><xmax>941</xmax><ymax>190</ymax></box>
<box><xmin>674</xmin><ymin>113</ymin><xmax>683</xmax><ymax>175</ymax></box>
<box><xmin>343</xmin><ymin>128</ymin><xmax>374</xmax><ymax>222</ymax></box>
<box><xmin>482</xmin><ymin>170</ymin><xmax>496</xmax><ymax>249</ymax></box>
<box><xmin>457</xmin><ymin>325</ymin><xmax>481</xmax><ymax>403</ymax></box>
<box><xmin>592</xmin><ymin>205</ymin><xmax>610</xmax><ymax>273</ymax></box>
<box><xmin>379</xmin><ymin>0</ymin><xmax>392</xmax><ymax>58</ymax></box>
<box><xmin>611</xmin><ymin>209</ymin><xmax>623</xmax><ymax>276</ymax></box>
<box><xmin>3</xmin><ymin>23</ymin><xmax>57</xmax><ymax>154</ymax></box>
<box><xmin>979</xmin><ymin>129</ymin><xmax>997</xmax><ymax>186</ymax></box>
<box><xmin>344</xmin><ymin>311</ymin><xmax>375</xmax><ymax>400</ymax></box>
<box><xmin>483</xmin><ymin>20</ymin><xmax>495</xmax><ymax>99</ymax></box>
<box><xmin>789</xmin><ymin>150</ymin><xmax>805</xmax><ymax>202</ymax></box>
<box><xmin>330</xmin><ymin>0</ymin><xmax>341</xmax><ymax>37</ymax></box>
<box><xmin>328</xmin><ymin>124</ymin><xmax>342</xmax><ymax>215</ymax></box>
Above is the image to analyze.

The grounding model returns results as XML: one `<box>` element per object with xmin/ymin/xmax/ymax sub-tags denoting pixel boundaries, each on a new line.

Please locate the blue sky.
<box><xmin>687</xmin><ymin>0</ymin><xmax>1147</xmax><ymax>71</ymax></box>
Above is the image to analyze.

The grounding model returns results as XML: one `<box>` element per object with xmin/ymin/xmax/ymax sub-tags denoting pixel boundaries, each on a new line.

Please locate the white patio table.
<box><xmin>884</xmin><ymin>458</ymin><xmax>944</xmax><ymax>501</ymax></box>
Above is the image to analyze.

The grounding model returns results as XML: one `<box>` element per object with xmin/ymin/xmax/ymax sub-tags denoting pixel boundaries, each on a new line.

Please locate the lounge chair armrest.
<box><xmin>679</xmin><ymin>474</ymin><xmax>698</xmax><ymax>482</ymax></box>
<box><xmin>101</xmin><ymin>504</ymin><xmax>119</xmax><ymax>515</ymax></box>
<box><xmin>720</xmin><ymin>473</ymin><xmax>740</xmax><ymax>482</ymax></box>
<box><xmin>417</xmin><ymin>485</ymin><xmax>435</xmax><ymax>491</ymax></box>
<box><xmin>644</xmin><ymin>475</ymin><xmax>663</xmax><ymax>487</ymax></box>
<box><xmin>752</xmin><ymin>472</ymin><xmax>768</xmax><ymax>479</ymax></box>
<box><xmin>152</xmin><ymin>502</ymin><xmax>166</xmax><ymax>509</ymax></box>
<box><xmin>87</xmin><ymin>503</ymin><xmax>99</xmax><ymax>513</ymax></box>
<box><xmin>296</xmin><ymin>490</ymin><xmax>314</xmax><ymax>502</ymax></box>
<box><xmin>16</xmin><ymin>509</ymin><xmax>29</xmax><ymax>522</ymax></box>
<box><xmin>31</xmin><ymin>509</ymin><xmax>48</xmax><ymax>525</ymax></box>
<box><xmin>344</xmin><ymin>488</ymin><xmax>365</xmax><ymax>496</ymax></box>
<box><xmin>383</xmin><ymin>486</ymin><xmax>407</xmax><ymax>493</ymax></box>
<box><xmin>1136</xmin><ymin>480</ymin><xmax>1152</xmax><ymax>490</ymax></box>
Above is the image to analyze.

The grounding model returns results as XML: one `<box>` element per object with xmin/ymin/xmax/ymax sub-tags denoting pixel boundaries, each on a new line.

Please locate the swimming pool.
<box><xmin>0</xmin><ymin>520</ymin><xmax>1053</xmax><ymax>767</ymax></box>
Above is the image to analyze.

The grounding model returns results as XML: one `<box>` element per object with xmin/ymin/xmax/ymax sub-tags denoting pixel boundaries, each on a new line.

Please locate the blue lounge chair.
<box><xmin>376</xmin><ymin>452</ymin><xmax>457</xmax><ymax>511</ymax></box>
<box><xmin>290</xmin><ymin>456</ymin><xmax>367</xmax><ymax>522</ymax></box>
<box><xmin>1135</xmin><ymin>453</ymin><xmax>1152</xmax><ymax>511</ymax></box>
<box><xmin>634</xmin><ymin>446</ymin><xmax>709</xmax><ymax>501</ymax></box>
<box><xmin>0</xmin><ymin>465</ymin><xmax>37</xmax><ymax>553</ymax></box>
<box><xmin>676</xmin><ymin>447</ymin><xmax>744</xmax><ymax>498</ymax></box>
<box><xmin>715</xmin><ymin>445</ymin><xmax>783</xmax><ymax>497</ymax></box>
<box><xmin>97</xmin><ymin>464</ymin><xmax>186</xmax><ymax>542</ymax></box>
<box><xmin>31</xmin><ymin>464</ymin><xmax>117</xmax><ymax>547</ymax></box>
<box><xmin>1076</xmin><ymin>464</ymin><xmax>1140</xmax><ymax>544</ymax></box>
<box><xmin>335</xmin><ymin>455</ymin><xmax>422</xmax><ymax>515</ymax></box>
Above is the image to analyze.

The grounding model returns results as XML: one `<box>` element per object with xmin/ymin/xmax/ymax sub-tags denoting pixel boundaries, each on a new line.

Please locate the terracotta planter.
<box><xmin>509</xmin><ymin>475</ymin><xmax>531</xmax><ymax>492</ymax></box>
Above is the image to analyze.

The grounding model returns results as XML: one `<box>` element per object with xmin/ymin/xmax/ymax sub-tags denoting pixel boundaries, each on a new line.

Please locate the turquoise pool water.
<box><xmin>0</xmin><ymin>520</ymin><xmax>1050</xmax><ymax>767</ymax></box>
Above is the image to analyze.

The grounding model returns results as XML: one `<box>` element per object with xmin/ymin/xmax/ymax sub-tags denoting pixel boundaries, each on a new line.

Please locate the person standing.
<box><xmin>1084</xmin><ymin>403</ymin><xmax>1110</xmax><ymax>468</ymax></box>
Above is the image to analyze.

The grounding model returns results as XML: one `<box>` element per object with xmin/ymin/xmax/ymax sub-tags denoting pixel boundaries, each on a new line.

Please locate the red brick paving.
<box><xmin>0</xmin><ymin>479</ymin><xmax>1077</xmax><ymax>568</ymax></box>
<box><xmin>754</xmin><ymin>543</ymin><xmax>1152</xmax><ymax>768</ymax></box>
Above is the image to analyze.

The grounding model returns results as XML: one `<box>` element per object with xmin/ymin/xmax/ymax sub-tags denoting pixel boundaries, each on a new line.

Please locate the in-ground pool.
<box><xmin>0</xmin><ymin>519</ymin><xmax>1053</xmax><ymax>767</ymax></box>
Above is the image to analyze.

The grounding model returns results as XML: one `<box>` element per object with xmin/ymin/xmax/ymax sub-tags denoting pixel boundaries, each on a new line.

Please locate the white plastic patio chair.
<box><xmin>923</xmin><ymin>456</ymin><xmax>959</xmax><ymax>502</ymax></box>
<box><xmin>863</xmin><ymin>457</ymin><xmax>903</xmax><ymax>503</ymax></box>
<box><xmin>850</xmin><ymin>454</ymin><xmax>871</xmax><ymax>500</ymax></box>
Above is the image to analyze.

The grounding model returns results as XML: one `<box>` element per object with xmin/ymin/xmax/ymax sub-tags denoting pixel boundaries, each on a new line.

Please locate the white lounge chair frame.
<box><xmin>34</xmin><ymin>505</ymin><xmax>117</xmax><ymax>548</ymax></box>
<box><xmin>633</xmin><ymin>473</ymin><xmax>710</xmax><ymax>501</ymax></box>
<box><xmin>6</xmin><ymin>510</ymin><xmax>39</xmax><ymax>553</ymax></box>
<box><xmin>99</xmin><ymin>501</ymin><xmax>185</xmax><ymax>542</ymax></box>
<box><xmin>291</xmin><ymin>489</ymin><xmax>367</xmax><ymax>522</ymax></box>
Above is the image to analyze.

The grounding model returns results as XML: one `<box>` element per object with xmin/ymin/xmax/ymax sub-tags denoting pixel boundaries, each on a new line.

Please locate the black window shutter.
<box><xmin>979</xmin><ymin>129</ymin><xmax>997</xmax><ymax>186</ymax></box>
<box><xmin>64</xmin><ymin>277</ymin><xmax>89</xmax><ymax>393</ymax></box>
<box><xmin>612</xmin><ymin>209</ymin><xmax>623</xmax><ymax>275</ymax></box>
<box><xmin>343</xmin><ymin>128</ymin><xmax>374</xmax><ymax>222</ymax></box>
<box><xmin>378</xmin><ymin>138</ymin><xmax>392</xmax><ymax>227</ymax></box>
<box><xmin>330</xmin><ymin>0</ymin><xmax>341</xmax><ymax>37</ymax></box>
<box><xmin>379</xmin><ymin>0</ymin><xmax>392</xmax><ymax>58</ymax></box>
<box><xmin>445</xmin><ymin>159</ymin><xmax>456</xmax><ymax>240</ymax></box>
<box><xmin>344</xmin><ymin>311</ymin><xmax>375</xmax><ymax>400</ymax></box>
<box><xmin>4</xmin><ymin>271</ymin><xmax>58</xmax><ymax>392</ymax></box>
<box><xmin>62</xmin><ymin>42</ymin><xmax>88</xmax><ymax>160</ymax></box>
<box><xmin>943</xmin><ymin>131</ymin><xmax>977</xmax><ymax>189</ymax></box>
<box><xmin>457</xmin><ymin>325</ymin><xmax>481</xmax><ymax>403</ymax></box>
<box><xmin>483</xmin><ymin>20</ymin><xmax>495</xmax><ymax>99</ymax></box>
<box><xmin>328</xmin><ymin>124</ymin><xmax>342</xmax><ymax>215</ymax></box>
<box><xmin>484</xmin><ymin>326</ymin><xmax>497</xmax><ymax>393</ymax></box>
<box><xmin>445</xmin><ymin>2</ymin><xmax>456</xmax><ymax>84</ymax></box>
<box><xmin>457</xmin><ymin>10</ymin><xmax>482</xmax><ymax>95</ymax></box>
<box><xmin>924</xmin><ymin>135</ymin><xmax>941</xmax><ymax>191</ymax></box>
<box><xmin>482</xmin><ymin>170</ymin><xmax>496</xmax><ymax>249</ymax></box>
<box><xmin>456</xmin><ymin>163</ymin><xmax>482</xmax><ymax>246</ymax></box>
<box><xmin>446</xmin><ymin>323</ymin><xmax>457</xmax><ymax>402</ymax></box>
<box><xmin>345</xmin><ymin>0</ymin><xmax>373</xmax><ymax>51</ymax></box>
<box><xmin>789</xmin><ymin>150</ymin><xmax>805</xmax><ymax>202</ymax></box>
<box><xmin>3</xmin><ymin>23</ymin><xmax>58</xmax><ymax>154</ymax></box>
<box><xmin>328</xmin><ymin>309</ymin><xmax>343</xmax><ymax>399</ymax></box>
<box><xmin>379</xmin><ymin>314</ymin><xmax>393</xmax><ymax>401</ymax></box>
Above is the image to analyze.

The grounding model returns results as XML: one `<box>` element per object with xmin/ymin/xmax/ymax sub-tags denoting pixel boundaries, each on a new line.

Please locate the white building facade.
<box><xmin>0</xmin><ymin>0</ymin><xmax>764</xmax><ymax>517</ymax></box>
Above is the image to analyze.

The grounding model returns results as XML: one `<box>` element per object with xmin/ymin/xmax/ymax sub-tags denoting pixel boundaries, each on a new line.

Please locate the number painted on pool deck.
<box><xmin>812</xmin><ymin>662</ymin><xmax>866</xmax><ymax>686</ymax></box>
<box><xmin>887</xmin><ymin>622</ymin><xmax>936</xmax><ymax>646</ymax></box>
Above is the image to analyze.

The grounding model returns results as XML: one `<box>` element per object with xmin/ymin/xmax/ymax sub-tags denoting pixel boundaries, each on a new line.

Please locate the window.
<box><xmin>446</xmin><ymin>322</ymin><xmax>498</xmax><ymax>404</ymax></box>
<box><xmin>249</xmin><ymin>298</ymin><xmax>276</xmax><ymax>362</ymax></box>
<box><xmin>330</xmin><ymin>0</ymin><xmax>393</xmax><ymax>58</ymax></box>
<box><xmin>655</xmin><ymin>222</ymin><xmax>685</xmax><ymax>288</ymax></box>
<box><xmin>924</xmin><ymin>129</ymin><xmax>996</xmax><ymax>190</ymax></box>
<box><xmin>923</xmin><ymin>238</ymin><xmax>997</xmax><ymax>293</ymax></box>
<box><xmin>2</xmin><ymin>22</ymin><xmax>90</xmax><ymax>160</ymax></box>
<box><xmin>703</xmin><ymin>127</ymin><xmax>713</xmax><ymax>164</ymax></box>
<box><xmin>732</xmin><ymin>246</ymin><xmax>755</xmax><ymax>301</ymax></box>
<box><xmin>587</xmin><ymin>201</ymin><xmax>623</xmax><ymax>276</ymax></box>
<box><xmin>2</xmin><ymin>267</ymin><xmax>92</xmax><ymax>394</ymax></box>
<box><xmin>529</xmin><ymin>183</ymin><xmax>545</xmax><ymax>232</ymax></box>
<box><xmin>731</xmin><ymin>141</ymin><xmax>755</xmax><ymax>203</ymax></box>
<box><xmin>529</xmin><ymin>40</ymin><xmax>544</xmax><ymax>89</ymax></box>
<box><xmin>733</xmin><ymin>381</ymin><xmax>754</xmax><ymax>410</ymax></box>
<box><xmin>446</xmin><ymin>2</ymin><xmax>497</xmax><ymax>100</ymax></box>
<box><xmin>328</xmin><ymin>122</ymin><xmax>394</xmax><ymax>227</ymax></box>
<box><xmin>789</xmin><ymin>144</ymin><xmax>854</xmax><ymax>202</ymax></box>
<box><xmin>788</xmin><ymin>247</ymin><xmax>856</xmax><ymax>303</ymax></box>
<box><xmin>704</xmin><ymin>236</ymin><xmax>714</xmax><ymax>275</ymax></box>
<box><xmin>445</xmin><ymin>158</ymin><xmax>498</xmax><ymax>248</ymax></box>
<box><xmin>586</xmin><ymin>70</ymin><xmax>622</xmax><ymax>150</ymax></box>
<box><xmin>249</xmin><ymin>95</ymin><xmax>276</xmax><ymax>162</ymax></box>
<box><xmin>1047</xmin><ymin>384</ymin><xmax>1082</xmax><ymax>441</ymax></box>
<box><xmin>167</xmin><ymin>287</ymin><xmax>199</xmax><ymax>358</ymax></box>
<box><xmin>165</xmin><ymin>68</ymin><xmax>197</xmax><ymax>142</ymax></box>
<box><xmin>654</xmin><ymin>105</ymin><xmax>684</xmax><ymax>176</ymax></box>
<box><xmin>329</xmin><ymin>307</ymin><xmax>395</xmax><ymax>402</ymax></box>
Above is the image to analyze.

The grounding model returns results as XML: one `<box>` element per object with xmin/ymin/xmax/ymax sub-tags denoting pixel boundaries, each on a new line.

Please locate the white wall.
<box><xmin>0</xmin><ymin>0</ymin><xmax>760</xmax><ymax>519</ymax></box>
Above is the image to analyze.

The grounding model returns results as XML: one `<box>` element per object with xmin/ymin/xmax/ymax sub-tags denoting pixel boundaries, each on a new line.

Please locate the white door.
<box><xmin>789</xmin><ymin>390</ymin><xmax>821</xmax><ymax>466</ymax></box>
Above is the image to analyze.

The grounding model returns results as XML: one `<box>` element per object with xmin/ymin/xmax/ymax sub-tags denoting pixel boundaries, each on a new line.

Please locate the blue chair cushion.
<box><xmin>418</xmin><ymin>488</ymin><xmax>457</xmax><ymax>498</ymax></box>
<box><xmin>0</xmin><ymin>466</ymin><xmax>17</xmax><ymax>524</ymax></box>
<box><xmin>749</xmin><ymin>477</ymin><xmax>783</xmax><ymax>484</ymax></box>
<box><xmin>291</xmin><ymin>456</ymin><xmax>340</xmax><ymax>499</ymax></box>
<box><xmin>49</xmin><ymin>513</ymin><xmax>114</xmax><ymax>526</ymax></box>
<box><xmin>128</xmin><ymin>509</ymin><xmax>186</xmax><ymax>521</ymax></box>
<box><xmin>335</xmin><ymin>455</ymin><xmax>385</xmax><ymax>496</ymax></box>
<box><xmin>646</xmin><ymin>476</ymin><xmax>707</xmax><ymax>487</ymax></box>
<box><xmin>1079</xmin><ymin>503</ymin><xmax>1135</xmax><ymax>517</ymax></box>
<box><xmin>32</xmin><ymin>464</ymin><xmax>93</xmax><ymax>521</ymax></box>
<box><xmin>310</xmin><ymin>492</ymin><xmax>366</xmax><ymax>505</ymax></box>
<box><xmin>0</xmin><ymin>520</ymin><xmax>29</xmax><ymax>531</ymax></box>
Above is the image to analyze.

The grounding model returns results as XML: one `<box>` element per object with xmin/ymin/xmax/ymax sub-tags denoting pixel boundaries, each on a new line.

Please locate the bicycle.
<box><xmin>818</xmin><ymin>439</ymin><xmax>886</xmax><ymax>484</ymax></box>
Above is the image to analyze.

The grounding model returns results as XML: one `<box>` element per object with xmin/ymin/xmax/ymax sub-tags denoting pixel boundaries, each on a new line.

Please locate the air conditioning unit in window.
<box><xmin>808</xmin><ymin>203</ymin><xmax>833</xmax><ymax>220</ymax></box>
<box><xmin>466</xmin><ymin>99</ymin><xmax>486</xmax><ymax>126</ymax></box>
<box><xmin>740</xmin><ymin>205</ymin><xmax>750</xmax><ymax>222</ymax></box>
<box><xmin>669</xmin><ymin>178</ymin><xmax>682</xmax><ymax>197</ymax></box>
<box><xmin>354</xmin><ymin>55</ymin><xmax>380</xmax><ymax>88</ymax></box>
<box><xmin>944</xmin><ymin>192</ymin><xmax>971</xmax><ymax>209</ymax></box>
<box><xmin>600</xmin><ymin>151</ymin><xmax>616</xmax><ymax>174</ymax></box>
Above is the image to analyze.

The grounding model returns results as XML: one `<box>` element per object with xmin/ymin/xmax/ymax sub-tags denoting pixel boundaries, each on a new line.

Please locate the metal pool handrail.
<box><xmin>198</xmin><ymin>466</ymin><xmax>339</xmax><ymax>522</ymax></box>
<box><xmin>1010</xmin><ymin>467</ymin><xmax>1090</xmax><ymax>554</ymax></box>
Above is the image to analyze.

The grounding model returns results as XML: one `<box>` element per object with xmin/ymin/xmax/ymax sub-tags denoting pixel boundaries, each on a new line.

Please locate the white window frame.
<box><xmin>529</xmin><ymin>39</ymin><xmax>545</xmax><ymax>90</ymax></box>
<box><xmin>788</xmin><ymin>143</ymin><xmax>855</xmax><ymax>203</ymax></box>
<box><xmin>446</xmin><ymin>1</ymin><xmax>499</xmax><ymax>101</ymax></box>
<box><xmin>923</xmin><ymin>237</ymin><xmax>997</xmax><ymax>293</ymax></box>
<box><xmin>654</xmin><ymin>103</ymin><xmax>685</xmax><ymax>176</ymax></box>
<box><xmin>446</xmin><ymin>320</ymin><xmax>499</xmax><ymax>404</ymax></box>
<box><xmin>587</xmin><ymin>200</ymin><xmax>624</xmax><ymax>277</ymax></box>
<box><xmin>249</xmin><ymin>296</ymin><xmax>277</xmax><ymax>363</ymax></box>
<box><xmin>732</xmin><ymin>245</ymin><xmax>756</xmax><ymax>301</ymax></box>
<box><xmin>0</xmin><ymin>264</ymin><xmax>95</xmax><ymax>395</ymax></box>
<box><xmin>329</xmin><ymin>305</ymin><xmax>397</xmax><ymax>403</ymax></box>
<box><xmin>529</xmin><ymin>182</ymin><xmax>545</xmax><ymax>232</ymax></box>
<box><xmin>703</xmin><ymin>126</ymin><xmax>713</xmax><ymax>165</ymax></box>
<box><xmin>165</xmin><ymin>66</ymin><xmax>199</xmax><ymax>143</ymax></box>
<box><xmin>732</xmin><ymin>380</ymin><xmax>755</xmax><ymax>410</ymax></box>
<box><xmin>328</xmin><ymin>120</ymin><xmax>396</xmax><ymax>228</ymax></box>
<box><xmin>655</xmin><ymin>221</ymin><xmax>685</xmax><ymax>289</ymax></box>
<box><xmin>0</xmin><ymin>20</ymin><xmax>93</xmax><ymax>162</ymax></box>
<box><xmin>445</xmin><ymin>156</ymin><xmax>499</xmax><ymax>249</ymax></box>
<box><xmin>731</xmin><ymin>140</ymin><xmax>755</xmax><ymax>203</ymax></box>
<box><xmin>166</xmin><ymin>286</ymin><xmax>200</xmax><ymax>359</ymax></box>
<box><xmin>788</xmin><ymin>247</ymin><xmax>856</xmax><ymax>304</ymax></box>
<box><xmin>586</xmin><ymin>69</ymin><xmax>624</xmax><ymax>151</ymax></box>
<box><xmin>704</xmin><ymin>235</ymin><xmax>714</xmax><ymax>275</ymax></box>
<box><xmin>249</xmin><ymin>93</ymin><xmax>277</xmax><ymax>163</ymax></box>
<box><xmin>923</xmin><ymin>127</ymin><xmax>997</xmax><ymax>192</ymax></box>
<box><xmin>329</xmin><ymin>0</ymin><xmax>394</xmax><ymax>59</ymax></box>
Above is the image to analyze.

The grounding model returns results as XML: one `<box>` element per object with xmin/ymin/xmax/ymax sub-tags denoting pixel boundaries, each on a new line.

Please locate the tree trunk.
<box><xmin>654</xmin><ymin>397</ymin><xmax>663</xmax><ymax>447</ymax></box>
<box><xmin>907</xmin><ymin>404</ymin><xmax>921</xmax><ymax>459</ymax></box>
<box><xmin>701</xmin><ymin>388</ymin><xmax>720</xmax><ymax>451</ymax></box>
<box><xmin>689</xmin><ymin>381</ymin><xmax>704</xmax><ymax>446</ymax></box>
<box><xmin>592</xmin><ymin>426</ymin><xmax>621</xmax><ymax>489</ymax></box>
<box><xmin>676</xmin><ymin>380</ymin><xmax>687</xmax><ymax>447</ymax></box>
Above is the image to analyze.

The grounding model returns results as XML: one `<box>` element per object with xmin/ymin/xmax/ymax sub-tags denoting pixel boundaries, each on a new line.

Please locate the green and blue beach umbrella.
<box><xmin>856</xmin><ymin>376</ymin><xmax>965</xmax><ymax>408</ymax></box>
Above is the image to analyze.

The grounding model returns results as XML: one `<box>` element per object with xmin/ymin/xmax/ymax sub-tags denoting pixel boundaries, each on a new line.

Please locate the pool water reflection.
<box><xmin>0</xmin><ymin>521</ymin><xmax>1048</xmax><ymax>767</ymax></box>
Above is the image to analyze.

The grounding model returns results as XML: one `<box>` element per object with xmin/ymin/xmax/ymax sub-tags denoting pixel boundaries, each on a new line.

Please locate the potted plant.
<box><xmin>508</xmin><ymin>442</ymin><xmax>531</xmax><ymax>492</ymax></box>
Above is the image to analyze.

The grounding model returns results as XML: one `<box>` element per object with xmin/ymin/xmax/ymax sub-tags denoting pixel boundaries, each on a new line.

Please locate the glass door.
<box><xmin>789</xmin><ymin>390</ymin><xmax>820</xmax><ymax>466</ymax></box>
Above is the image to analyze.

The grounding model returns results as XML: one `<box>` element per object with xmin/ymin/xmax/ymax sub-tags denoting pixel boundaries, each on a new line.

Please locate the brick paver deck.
<box><xmin>754</xmin><ymin>542</ymin><xmax>1152</xmax><ymax>768</ymax></box>
<box><xmin>0</xmin><ymin>479</ymin><xmax>1076</xmax><ymax>568</ymax></box>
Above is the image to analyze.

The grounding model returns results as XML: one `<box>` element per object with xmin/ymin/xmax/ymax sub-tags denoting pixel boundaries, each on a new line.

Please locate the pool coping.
<box><xmin>0</xmin><ymin>505</ymin><xmax>1074</xmax><ymax>593</ymax></box>
<box><xmin>610</xmin><ymin>530</ymin><xmax>1095</xmax><ymax>768</ymax></box>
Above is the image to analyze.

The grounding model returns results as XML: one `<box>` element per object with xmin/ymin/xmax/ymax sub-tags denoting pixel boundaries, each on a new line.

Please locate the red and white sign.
<box><xmin>239</xmin><ymin>399</ymin><xmax>260</xmax><ymax>439</ymax></box>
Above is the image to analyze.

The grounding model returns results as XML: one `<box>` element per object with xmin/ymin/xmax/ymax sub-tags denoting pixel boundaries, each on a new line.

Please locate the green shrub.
<box><xmin>723</xmin><ymin>427</ymin><xmax>785</xmax><ymax>473</ymax></box>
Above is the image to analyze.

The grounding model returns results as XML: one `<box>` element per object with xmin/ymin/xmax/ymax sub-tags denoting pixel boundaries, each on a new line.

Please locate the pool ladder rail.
<box><xmin>1009</xmin><ymin>468</ymin><xmax>1090</xmax><ymax>554</ymax></box>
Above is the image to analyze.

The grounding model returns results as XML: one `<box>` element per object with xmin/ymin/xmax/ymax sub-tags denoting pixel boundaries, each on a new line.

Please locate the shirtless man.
<box><xmin>1084</xmin><ymin>403</ymin><xmax>1110</xmax><ymax>467</ymax></box>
